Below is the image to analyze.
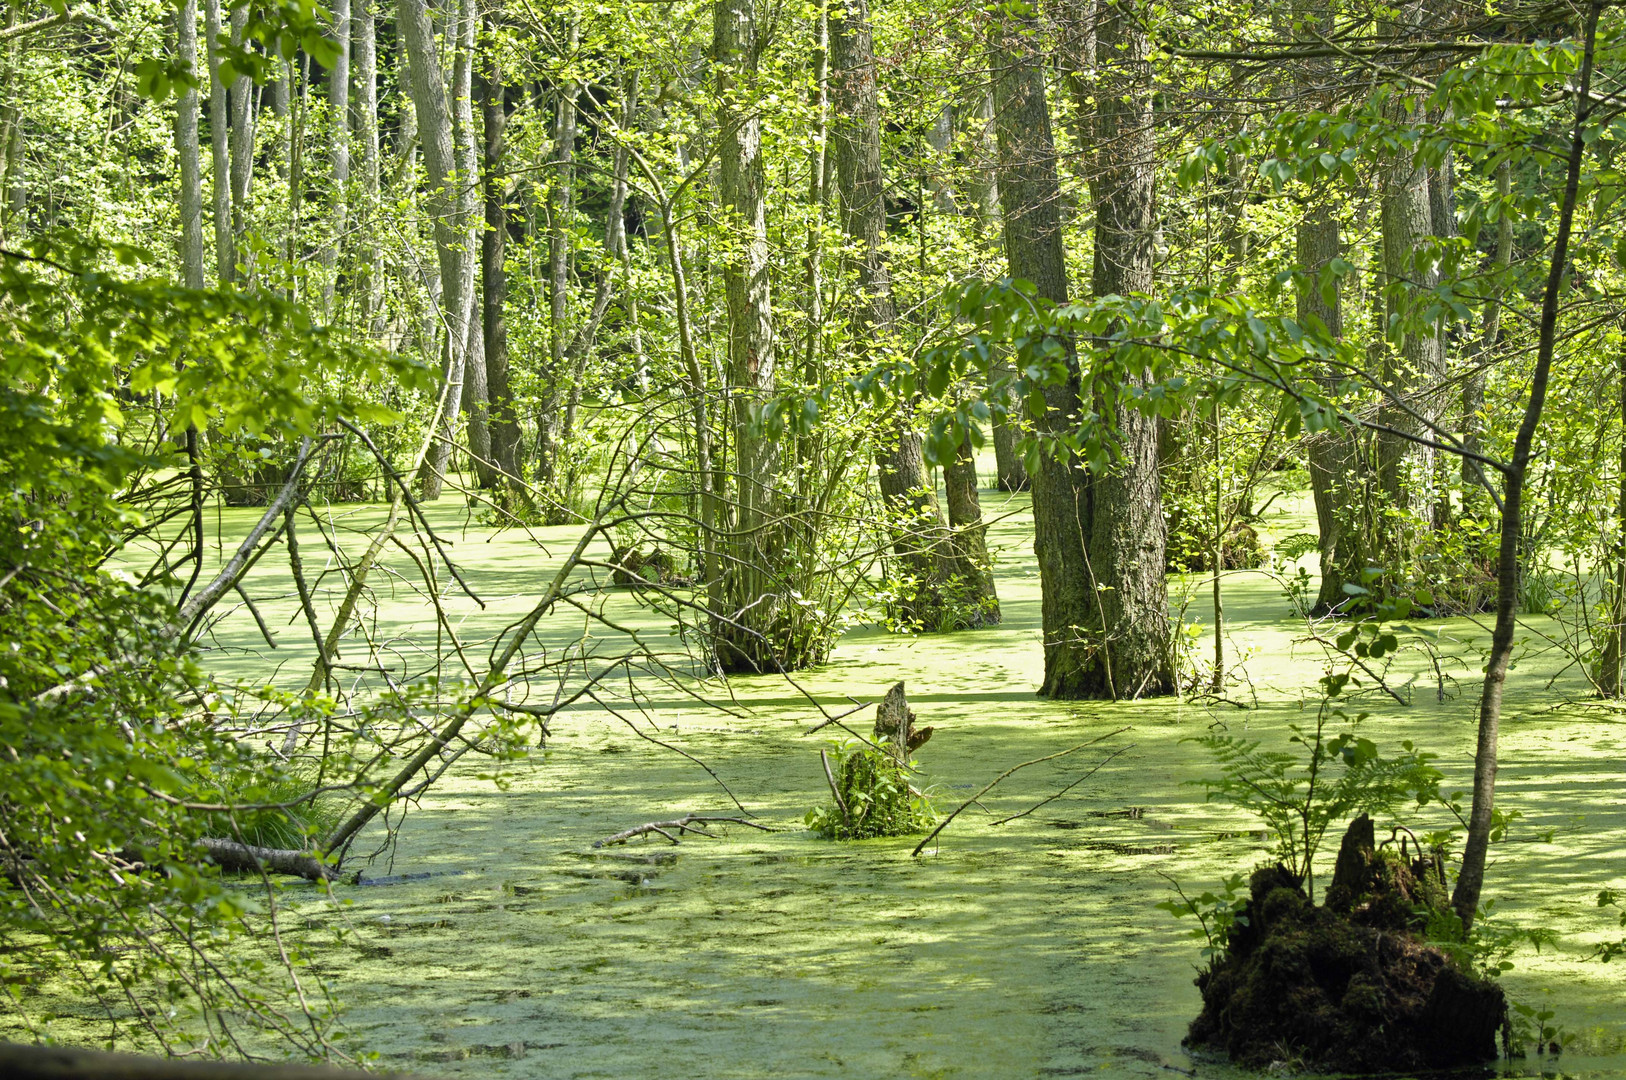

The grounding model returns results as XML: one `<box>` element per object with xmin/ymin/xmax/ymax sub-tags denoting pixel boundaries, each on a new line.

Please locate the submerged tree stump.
<box><xmin>1185</xmin><ymin>815</ymin><xmax>1507</xmax><ymax>1072</ymax></box>
<box><xmin>873</xmin><ymin>680</ymin><xmax>932</xmax><ymax>761</ymax></box>
<box><xmin>811</xmin><ymin>682</ymin><xmax>935</xmax><ymax>839</ymax></box>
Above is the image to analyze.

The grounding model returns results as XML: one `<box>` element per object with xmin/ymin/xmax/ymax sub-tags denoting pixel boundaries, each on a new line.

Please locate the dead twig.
<box><xmin>911</xmin><ymin>727</ymin><xmax>1131</xmax><ymax>856</ymax></box>
<box><xmin>592</xmin><ymin>814</ymin><xmax>774</xmax><ymax>848</ymax></box>
<box><xmin>987</xmin><ymin>745</ymin><xmax>1135</xmax><ymax>826</ymax></box>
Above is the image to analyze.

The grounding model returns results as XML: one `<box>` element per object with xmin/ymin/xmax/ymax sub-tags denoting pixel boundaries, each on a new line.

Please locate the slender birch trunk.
<box><xmin>400</xmin><ymin>0</ymin><xmax>475</xmax><ymax>499</ymax></box>
<box><xmin>203</xmin><ymin>0</ymin><xmax>233</xmax><ymax>282</ymax></box>
<box><xmin>321</xmin><ymin>0</ymin><xmax>351</xmax><ymax>310</ymax></box>
<box><xmin>175</xmin><ymin>0</ymin><xmax>206</xmax><ymax>289</ymax></box>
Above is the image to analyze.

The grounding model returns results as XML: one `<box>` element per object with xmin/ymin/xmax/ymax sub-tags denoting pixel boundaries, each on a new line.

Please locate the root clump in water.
<box><xmin>1185</xmin><ymin>815</ymin><xmax>1507</xmax><ymax>1073</ymax></box>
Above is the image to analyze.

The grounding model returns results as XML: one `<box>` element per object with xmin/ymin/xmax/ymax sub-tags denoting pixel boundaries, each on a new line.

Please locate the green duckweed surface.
<box><xmin>62</xmin><ymin>482</ymin><xmax>1626</xmax><ymax>1076</ymax></box>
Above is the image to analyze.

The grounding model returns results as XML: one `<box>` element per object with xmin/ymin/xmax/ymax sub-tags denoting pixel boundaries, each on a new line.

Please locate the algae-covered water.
<box><xmin>72</xmin><ymin>483</ymin><xmax>1626</xmax><ymax>1075</ymax></box>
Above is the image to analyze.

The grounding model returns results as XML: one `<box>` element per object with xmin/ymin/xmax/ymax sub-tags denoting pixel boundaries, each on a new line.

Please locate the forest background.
<box><xmin>4</xmin><ymin>0</ymin><xmax>1626</xmax><ymax>1067</ymax></box>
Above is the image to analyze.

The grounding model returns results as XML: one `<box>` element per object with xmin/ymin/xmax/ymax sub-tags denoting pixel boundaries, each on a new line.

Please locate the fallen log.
<box><xmin>0</xmin><ymin>1042</ymin><xmax>422</xmax><ymax>1079</ymax></box>
<box><xmin>196</xmin><ymin>839</ymin><xmax>341</xmax><ymax>882</ymax></box>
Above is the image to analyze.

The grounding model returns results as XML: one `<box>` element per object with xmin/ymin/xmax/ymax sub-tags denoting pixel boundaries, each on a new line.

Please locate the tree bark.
<box><xmin>990</xmin><ymin>10</ymin><xmax>1096</xmax><ymax>695</ymax></box>
<box><xmin>174</xmin><ymin>0</ymin><xmax>205</xmax><ymax>290</ymax></box>
<box><xmin>1078</xmin><ymin>0</ymin><xmax>1173</xmax><ymax>698</ymax></box>
<box><xmin>321</xmin><ymin>0</ymin><xmax>351</xmax><ymax>310</ymax></box>
<box><xmin>944</xmin><ymin>431</ymin><xmax>1001</xmax><ymax>625</ymax></box>
<box><xmin>203</xmin><ymin>0</ymin><xmax>233</xmax><ymax>282</ymax></box>
<box><xmin>1461</xmin><ymin>159</ymin><xmax>1509</xmax><ymax>516</ymax></box>
<box><xmin>355</xmin><ymin>0</ymin><xmax>382</xmax><ymax>332</ymax></box>
<box><xmin>973</xmin><ymin>85</ymin><xmax>1030</xmax><ymax>492</ymax></box>
<box><xmin>1600</xmin><ymin>335</ymin><xmax>1626</xmax><ymax>698</ymax></box>
<box><xmin>400</xmin><ymin>0</ymin><xmax>475</xmax><ymax>499</ymax></box>
<box><xmin>712</xmin><ymin>0</ymin><xmax>790</xmax><ymax>672</ymax></box>
<box><xmin>1300</xmin><ymin>202</ymin><xmax>1365</xmax><ymax>612</ymax></box>
<box><xmin>197</xmin><ymin>837</ymin><xmax>340</xmax><ymax>881</ymax></box>
<box><xmin>831</xmin><ymin>0</ymin><xmax>962</xmax><ymax>629</ymax></box>
<box><xmin>537</xmin><ymin>30</ymin><xmax>579</xmax><ymax>496</ymax></box>
<box><xmin>1452</xmin><ymin>0</ymin><xmax>1599</xmax><ymax>932</ymax></box>
<box><xmin>451</xmin><ymin>0</ymin><xmax>491</xmax><ymax>490</ymax></box>
<box><xmin>479</xmin><ymin>27</ymin><xmax>521</xmax><ymax>484</ymax></box>
<box><xmin>1376</xmin><ymin>97</ymin><xmax>1444</xmax><ymax>537</ymax></box>
<box><xmin>227</xmin><ymin>4</ymin><xmax>254</xmax><ymax>280</ymax></box>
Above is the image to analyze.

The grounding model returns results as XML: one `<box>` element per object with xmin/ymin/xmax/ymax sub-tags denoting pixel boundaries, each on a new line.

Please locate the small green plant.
<box><xmin>1192</xmin><ymin>673</ymin><xmax>1444</xmax><ymax>898</ymax></box>
<box><xmin>806</xmin><ymin>741</ymin><xmax>935</xmax><ymax>840</ymax></box>
<box><xmin>1593</xmin><ymin>887</ymin><xmax>1626</xmax><ymax>962</ymax></box>
<box><xmin>1156</xmin><ymin>872</ymin><xmax>1249</xmax><ymax>959</ymax></box>
<box><xmin>1509</xmin><ymin>991</ymin><xmax>1570</xmax><ymax>1056</ymax></box>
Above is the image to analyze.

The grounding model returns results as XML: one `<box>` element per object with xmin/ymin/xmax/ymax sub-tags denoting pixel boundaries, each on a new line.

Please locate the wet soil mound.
<box><xmin>1185</xmin><ymin>815</ymin><xmax>1507</xmax><ymax>1073</ymax></box>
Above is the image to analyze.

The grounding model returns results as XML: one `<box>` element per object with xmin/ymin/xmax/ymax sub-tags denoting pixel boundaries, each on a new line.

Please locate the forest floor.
<box><xmin>25</xmin><ymin>475</ymin><xmax>1626</xmax><ymax>1078</ymax></box>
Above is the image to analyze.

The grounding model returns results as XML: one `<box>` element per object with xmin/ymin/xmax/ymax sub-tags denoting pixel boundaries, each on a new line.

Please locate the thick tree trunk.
<box><xmin>1452</xmin><ymin>0</ymin><xmax>1598</xmax><ymax>931</ymax></box>
<box><xmin>1078</xmin><ymin>0</ymin><xmax>1172</xmax><ymax>698</ymax></box>
<box><xmin>831</xmin><ymin>0</ymin><xmax>960</xmax><ymax>630</ymax></box>
<box><xmin>479</xmin><ymin>34</ymin><xmax>521</xmax><ymax>484</ymax></box>
<box><xmin>712</xmin><ymin>0</ymin><xmax>791</xmax><ymax>672</ymax></box>
<box><xmin>990</xmin><ymin>12</ymin><xmax>1097</xmax><ymax>695</ymax></box>
<box><xmin>1300</xmin><ymin>203</ymin><xmax>1365</xmax><ymax>612</ymax></box>
<box><xmin>400</xmin><ymin>0</ymin><xmax>475</xmax><ymax>499</ymax></box>
<box><xmin>174</xmin><ymin>0</ymin><xmax>205</xmax><ymax>290</ymax></box>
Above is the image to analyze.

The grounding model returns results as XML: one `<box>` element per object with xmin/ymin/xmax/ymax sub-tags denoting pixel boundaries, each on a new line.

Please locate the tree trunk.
<box><xmin>227</xmin><ymin>4</ymin><xmax>254</xmax><ymax>280</ymax></box>
<box><xmin>831</xmin><ymin>0</ymin><xmax>961</xmax><ymax>630</ymax></box>
<box><xmin>990</xmin><ymin>10</ymin><xmax>1097</xmax><ymax>695</ymax></box>
<box><xmin>1078</xmin><ymin>0</ymin><xmax>1173</xmax><ymax>699</ymax></box>
<box><xmin>451</xmin><ymin>0</ymin><xmax>491</xmax><ymax>490</ymax></box>
<box><xmin>321</xmin><ymin>0</ymin><xmax>351</xmax><ymax>310</ymax></box>
<box><xmin>355</xmin><ymin>0</ymin><xmax>382</xmax><ymax>332</ymax></box>
<box><xmin>479</xmin><ymin>28</ymin><xmax>521</xmax><ymax>484</ymax></box>
<box><xmin>1597</xmin><ymin>332</ymin><xmax>1626</xmax><ymax>697</ymax></box>
<box><xmin>557</xmin><ymin>74</ymin><xmax>637</xmax><ymax>484</ymax></box>
<box><xmin>1461</xmin><ymin>160</ymin><xmax>1509</xmax><ymax>516</ymax></box>
<box><xmin>400</xmin><ymin>0</ymin><xmax>475</xmax><ymax>499</ymax></box>
<box><xmin>944</xmin><ymin>431</ymin><xmax>1001</xmax><ymax>625</ymax></box>
<box><xmin>712</xmin><ymin>0</ymin><xmax>790</xmax><ymax>672</ymax></box>
<box><xmin>1428</xmin><ymin>147</ymin><xmax>1457</xmax><ymax>529</ymax></box>
<box><xmin>1452</xmin><ymin>0</ymin><xmax>1598</xmax><ymax>932</ymax></box>
<box><xmin>174</xmin><ymin>0</ymin><xmax>205</xmax><ymax>290</ymax></box>
<box><xmin>1377</xmin><ymin>98</ymin><xmax>1443</xmax><ymax>541</ymax></box>
<box><xmin>203</xmin><ymin>0</ymin><xmax>233</xmax><ymax>282</ymax></box>
<box><xmin>537</xmin><ymin>32</ymin><xmax>579</xmax><ymax>497</ymax></box>
<box><xmin>1300</xmin><ymin>202</ymin><xmax>1365</xmax><ymax>612</ymax></box>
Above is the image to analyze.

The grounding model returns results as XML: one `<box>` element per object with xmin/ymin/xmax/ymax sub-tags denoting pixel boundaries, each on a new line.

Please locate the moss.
<box><xmin>1187</xmin><ymin>824</ymin><xmax>1508</xmax><ymax>1073</ymax></box>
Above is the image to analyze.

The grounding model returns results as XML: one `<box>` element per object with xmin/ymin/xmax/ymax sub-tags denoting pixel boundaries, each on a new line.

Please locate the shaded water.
<box><xmin>64</xmin><ymin>485</ymin><xmax>1626</xmax><ymax>1075</ymax></box>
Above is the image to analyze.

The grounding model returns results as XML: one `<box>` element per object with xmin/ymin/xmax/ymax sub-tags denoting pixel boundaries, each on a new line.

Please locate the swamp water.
<box><xmin>67</xmin><ymin>488</ymin><xmax>1626</xmax><ymax>1076</ymax></box>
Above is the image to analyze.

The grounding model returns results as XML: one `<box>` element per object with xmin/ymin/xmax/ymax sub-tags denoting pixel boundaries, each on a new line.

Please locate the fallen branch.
<box><xmin>0</xmin><ymin>1041</ymin><xmax>420</xmax><ymax>1078</ymax></box>
<box><xmin>987</xmin><ymin>745</ymin><xmax>1134</xmax><ymax>826</ymax></box>
<box><xmin>592</xmin><ymin>814</ymin><xmax>773</xmax><ymax>848</ymax></box>
<box><xmin>197</xmin><ymin>838</ymin><xmax>342</xmax><ymax>882</ymax></box>
<box><xmin>819</xmin><ymin>748</ymin><xmax>849</xmax><ymax>827</ymax></box>
<box><xmin>911</xmin><ymin>726</ymin><xmax>1131</xmax><ymax>857</ymax></box>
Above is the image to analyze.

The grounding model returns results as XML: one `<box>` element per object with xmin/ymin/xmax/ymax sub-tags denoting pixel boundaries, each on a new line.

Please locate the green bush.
<box><xmin>806</xmin><ymin>742</ymin><xmax>935</xmax><ymax>840</ymax></box>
